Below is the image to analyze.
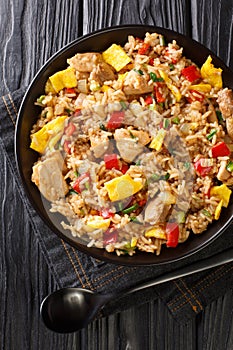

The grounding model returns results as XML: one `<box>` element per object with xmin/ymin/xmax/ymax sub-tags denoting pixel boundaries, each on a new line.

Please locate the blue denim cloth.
<box><xmin>1</xmin><ymin>88</ymin><xmax>233</xmax><ymax>324</ymax></box>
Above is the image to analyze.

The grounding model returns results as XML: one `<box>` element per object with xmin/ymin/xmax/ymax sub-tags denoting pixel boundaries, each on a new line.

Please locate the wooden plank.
<box><xmin>83</xmin><ymin>0</ymin><xmax>191</xmax><ymax>35</ymax></box>
<box><xmin>191</xmin><ymin>0</ymin><xmax>233</xmax><ymax>69</ymax></box>
<box><xmin>0</xmin><ymin>0</ymin><xmax>83</xmax><ymax>94</ymax></box>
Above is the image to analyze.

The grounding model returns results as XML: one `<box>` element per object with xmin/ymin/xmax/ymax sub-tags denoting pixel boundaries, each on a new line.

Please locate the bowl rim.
<box><xmin>15</xmin><ymin>24</ymin><xmax>233</xmax><ymax>266</ymax></box>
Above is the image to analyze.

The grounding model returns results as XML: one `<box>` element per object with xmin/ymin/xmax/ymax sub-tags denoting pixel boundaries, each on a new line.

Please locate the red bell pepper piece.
<box><xmin>73</xmin><ymin>173</ymin><xmax>90</xmax><ymax>193</ymax></box>
<box><xmin>64</xmin><ymin>122</ymin><xmax>76</xmax><ymax>136</ymax></box>
<box><xmin>211</xmin><ymin>142</ymin><xmax>231</xmax><ymax>158</ymax></box>
<box><xmin>148</xmin><ymin>58</ymin><xmax>155</xmax><ymax>66</ymax></box>
<box><xmin>74</xmin><ymin>108</ymin><xmax>82</xmax><ymax>117</ymax></box>
<box><xmin>63</xmin><ymin>140</ymin><xmax>71</xmax><ymax>154</ymax></box>
<box><xmin>181</xmin><ymin>65</ymin><xmax>201</xmax><ymax>82</ymax></box>
<box><xmin>138</xmin><ymin>199</ymin><xmax>147</xmax><ymax>206</ymax></box>
<box><xmin>107</xmin><ymin>111</ymin><xmax>124</xmax><ymax>129</ymax></box>
<box><xmin>144</xmin><ymin>95</ymin><xmax>153</xmax><ymax>105</ymax></box>
<box><xmin>194</xmin><ymin>159</ymin><xmax>212</xmax><ymax>176</ymax></box>
<box><xmin>120</xmin><ymin>163</ymin><xmax>129</xmax><ymax>174</ymax></box>
<box><xmin>138</xmin><ymin>43</ymin><xmax>150</xmax><ymax>55</ymax></box>
<box><xmin>65</xmin><ymin>87</ymin><xmax>76</xmax><ymax>94</ymax></box>
<box><xmin>104</xmin><ymin>154</ymin><xmax>120</xmax><ymax>170</ymax></box>
<box><xmin>103</xmin><ymin>229</ymin><xmax>118</xmax><ymax>246</ymax></box>
<box><xmin>166</xmin><ymin>222</ymin><xmax>179</xmax><ymax>248</ymax></box>
<box><xmin>154</xmin><ymin>85</ymin><xmax>165</xmax><ymax>103</ymax></box>
<box><xmin>100</xmin><ymin>208</ymin><xmax>114</xmax><ymax>219</ymax></box>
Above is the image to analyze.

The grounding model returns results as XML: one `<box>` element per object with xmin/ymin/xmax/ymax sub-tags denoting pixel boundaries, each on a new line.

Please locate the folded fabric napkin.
<box><xmin>1</xmin><ymin>87</ymin><xmax>233</xmax><ymax>325</ymax></box>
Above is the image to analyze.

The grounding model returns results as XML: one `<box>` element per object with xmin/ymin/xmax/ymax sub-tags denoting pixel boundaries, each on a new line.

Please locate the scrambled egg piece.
<box><xmin>145</xmin><ymin>226</ymin><xmax>167</xmax><ymax>239</ymax></box>
<box><xmin>215</xmin><ymin>199</ymin><xmax>223</xmax><ymax>220</ymax></box>
<box><xmin>188</xmin><ymin>83</ymin><xmax>212</xmax><ymax>93</ymax></box>
<box><xmin>158</xmin><ymin>70</ymin><xmax>182</xmax><ymax>101</ymax></box>
<box><xmin>30</xmin><ymin>115</ymin><xmax>67</xmax><ymax>153</ymax></box>
<box><xmin>86</xmin><ymin>216</ymin><xmax>111</xmax><ymax>230</ymax></box>
<box><xmin>104</xmin><ymin>174</ymin><xmax>143</xmax><ymax>201</ymax></box>
<box><xmin>48</xmin><ymin>67</ymin><xmax>77</xmax><ymax>93</ymax></box>
<box><xmin>201</xmin><ymin>56</ymin><xmax>222</xmax><ymax>89</ymax></box>
<box><xmin>210</xmin><ymin>184</ymin><xmax>232</xmax><ymax>207</ymax></box>
<box><xmin>149</xmin><ymin>129</ymin><xmax>166</xmax><ymax>151</ymax></box>
<box><xmin>102</xmin><ymin>44</ymin><xmax>131</xmax><ymax>72</ymax></box>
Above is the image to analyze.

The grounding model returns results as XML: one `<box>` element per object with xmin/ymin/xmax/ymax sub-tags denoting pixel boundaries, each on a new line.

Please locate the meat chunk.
<box><xmin>217</xmin><ymin>88</ymin><xmax>233</xmax><ymax>119</ymax></box>
<box><xmin>114</xmin><ymin>128</ymin><xmax>145</xmax><ymax>162</ymax></box>
<box><xmin>67</xmin><ymin>53</ymin><xmax>103</xmax><ymax>72</ymax></box>
<box><xmin>32</xmin><ymin>152</ymin><xmax>68</xmax><ymax>202</ymax></box>
<box><xmin>123</xmin><ymin>70</ymin><xmax>153</xmax><ymax>95</ymax></box>
<box><xmin>90</xmin><ymin>62</ymin><xmax>116</xmax><ymax>85</ymax></box>
<box><xmin>144</xmin><ymin>196</ymin><xmax>170</xmax><ymax>225</ymax></box>
<box><xmin>89</xmin><ymin>129</ymin><xmax>112</xmax><ymax>158</ymax></box>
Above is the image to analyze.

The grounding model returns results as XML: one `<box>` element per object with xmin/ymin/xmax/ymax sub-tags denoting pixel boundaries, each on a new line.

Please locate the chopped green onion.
<box><xmin>130</xmin><ymin>216</ymin><xmax>141</xmax><ymax>224</ymax></box>
<box><xmin>169</xmin><ymin>63</ymin><xmax>175</xmax><ymax>70</ymax></box>
<box><xmin>149</xmin><ymin>72</ymin><xmax>164</xmax><ymax>82</ymax></box>
<box><xmin>69</xmin><ymin>189</ymin><xmax>79</xmax><ymax>195</ymax></box>
<box><xmin>202</xmin><ymin>209</ymin><xmax>212</xmax><ymax>217</ymax></box>
<box><xmin>216</xmin><ymin>110</ymin><xmax>224</xmax><ymax>122</ymax></box>
<box><xmin>184</xmin><ymin>162</ymin><xmax>190</xmax><ymax>170</ymax></box>
<box><xmin>65</xmin><ymin>108</ymin><xmax>72</xmax><ymax>114</ymax></box>
<box><xmin>171</xmin><ymin>117</ymin><xmax>180</xmax><ymax>124</ymax></box>
<box><xmin>150</xmin><ymin>174</ymin><xmax>161</xmax><ymax>182</ymax></box>
<box><xmin>206</xmin><ymin>129</ymin><xmax>217</xmax><ymax>140</ymax></box>
<box><xmin>134</xmin><ymin>69</ymin><xmax>144</xmax><ymax>75</ymax></box>
<box><xmin>129</xmin><ymin>130</ymin><xmax>136</xmax><ymax>139</ymax></box>
<box><xmin>74</xmin><ymin>171</ymin><xmax>80</xmax><ymax>177</ymax></box>
<box><xmin>118</xmin><ymin>202</ymin><xmax>124</xmax><ymax>211</ymax></box>
<box><xmin>159</xmin><ymin>102</ymin><xmax>164</xmax><ymax>108</ymax></box>
<box><xmin>36</xmin><ymin>95</ymin><xmax>45</xmax><ymax>104</ymax></box>
<box><xmin>99</xmin><ymin>123</ymin><xmax>107</xmax><ymax>131</ymax></box>
<box><xmin>84</xmin><ymin>182</ymin><xmax>90</xmax><ymax>190</ymax></box>
<box><xmin>159</xmin><ymin>35</ymin><xmax>166</xmax><ymax>46</ymax></box>
<box><xmin>163</xmin><ymin>118</ymin><xmax>170</xmax><ymax>129</ymax></box>
<box><xmin>135</xmin><ymin>160</ymin><xmax>141</xmax><ymax>166</ymax></box>
<box><xmin>226</xmin><ymin>160</ymin><xmax>233</xmax><ymax>172</ymax></box>
<box><xmin>122</xmin><ymin>203</ymin><xmax>139</xmax><ymax>214</ymax></box>
<box><xmin>177</xmin><ymin>211</ymin><xmax>186</xmax><ymax>224</ymax></box>
<box><xmin>120</xmin><ymin>100</ymin><xmax>128</xmax><ymax>110</ymax></box>
<box><xmin>162</xmin><ymin>172</ymin><xmax>170</xmax><ymax>181</ymax></box>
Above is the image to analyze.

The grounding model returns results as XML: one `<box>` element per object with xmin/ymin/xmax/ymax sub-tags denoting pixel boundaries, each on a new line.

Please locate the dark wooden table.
<box><xmin>1</xmin><ymin>1</ymin><xmax>233</xmax><ymax>349</ymax></box>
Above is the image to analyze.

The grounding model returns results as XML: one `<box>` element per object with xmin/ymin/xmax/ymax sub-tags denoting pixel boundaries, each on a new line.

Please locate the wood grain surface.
<box><xmin>1</xmin><ymin>0</ymin><xmax>233</xmax><ymax>349</ymax></box>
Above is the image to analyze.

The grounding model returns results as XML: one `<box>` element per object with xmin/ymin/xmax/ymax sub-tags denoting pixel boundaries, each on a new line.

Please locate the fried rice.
<box><xmin>30</xmin><ymin>32</ymin><xmax>233</xmax><ymax>256</ymax></box>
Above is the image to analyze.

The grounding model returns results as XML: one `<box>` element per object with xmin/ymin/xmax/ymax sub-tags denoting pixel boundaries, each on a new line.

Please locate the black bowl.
<box><xmin>15</xmin><ymin>25</ymin><xmax>233</xmax><ymax>266</ymax></box>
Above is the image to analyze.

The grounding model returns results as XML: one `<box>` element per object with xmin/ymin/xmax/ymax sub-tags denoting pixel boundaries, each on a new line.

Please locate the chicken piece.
<box><xmin>90</xmin><ymin>62</ymin><xmax>116</xmax><ymax>85</ymax></box>
<box><xmin>68</xmin><ymin>53</ymin><xmax>103</xmax><ymax>72</ymax></box>
<box><xmin>114</xmin><ymin>128</ymin><xmax>144</xmax><ymax>162</ymax></box>
<box><xmin>217</xmin><ymin>160</ymin><xmax>231</xmax><ymax>182</ymax></box>
<box><xmin>89</xmin><ymin>130</ymin><xmax>112</xmax><ymax>158</ymax></box>
<box><xmin>32</xmin><ymin>153</ymin><xmax>68</xmax><ymax>202</ymax></box>
<box><xmin>123</xmin><ymin>70</ymin><xmax>153</xmax><ymax>95</ymax></box>
<box><xmin>144</xmin><ymin>196</ymin><xmax>170</xmax><ymax>225</ymax></box>
<box><xmin>217</xmin><ymin>88</ymin><xmax>233</xmax><ymax>118</ymax></box>
<box><xmin>130</xmin><ymin>129</ymin><xmax>151</xmax><ymax>145</ymax></box>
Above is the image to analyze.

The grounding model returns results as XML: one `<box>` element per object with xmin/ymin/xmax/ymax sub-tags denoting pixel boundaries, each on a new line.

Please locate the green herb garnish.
<box><xmin>134</xmin><ymin>69</ymin><xmax>144</xmax><ymax>75</ymax></box>
<box><xmin>206</xmin><ymin>129</ymin><xmax>217</xmax><ymax>140</ymax></box>
<box><xmin>226</xmin><ymin>160</ymin><xmax>233</xmax><ymax>172</ymax></box>
<box><xmin>171</xmin><ymin>117</ymin><xmax>180</xmax><ymax>124</ymax></box>
<box><xmin>149</xmin><ymin>72</ymin><xmax>164</xmax><ymax>82</ymax></box>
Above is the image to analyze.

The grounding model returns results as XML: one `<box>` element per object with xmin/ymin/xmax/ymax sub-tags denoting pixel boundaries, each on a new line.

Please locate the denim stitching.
<box><xmin>1</xmin><ymin>96</ymin><xmax>16</xmax><ymax>126</ymax></box>
<box><xmin>71</xmin><ymin>246</ymin><xmax>94</xmax><ymax>290</ymax></box>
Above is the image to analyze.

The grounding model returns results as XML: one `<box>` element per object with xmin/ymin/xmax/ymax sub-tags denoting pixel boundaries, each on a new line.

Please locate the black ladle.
<box><xmin>40</xmin><ymin>247</ymin><xmax>233</xmax><ymax>333</ymax></box>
